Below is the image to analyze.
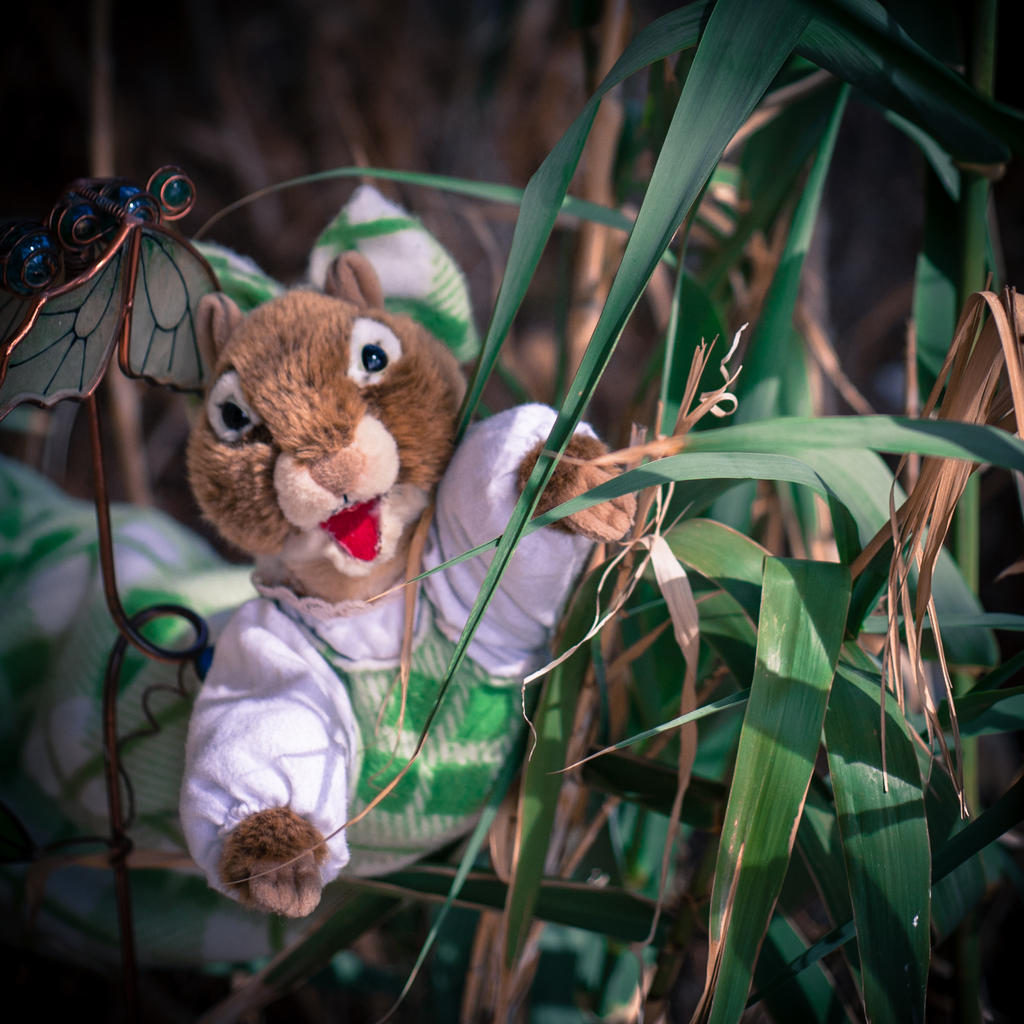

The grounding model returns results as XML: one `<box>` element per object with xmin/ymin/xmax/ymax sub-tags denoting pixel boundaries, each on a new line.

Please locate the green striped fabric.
<box><xmin>0</xmin><ymin>456</ymin><xmax>527</xmax><ymax>963</ymax></box>
<box><xmin>318</xmin><ymin>618</ymin><xmax>525</xmax><ymax>874</ymax></box>
<box><xmin>193</xmin><ymin>186</ymin><xmax>480</xmax><ymax>363</ymax></box>
<box><xmin>192</xmin><ymin>242</ymin><xmax>284</xmax><ymax>312</ymax></box>
<box><xmin>0</xmin><ymin>456</ymin><xmax>319</xmax><ymax>965</ymax></box>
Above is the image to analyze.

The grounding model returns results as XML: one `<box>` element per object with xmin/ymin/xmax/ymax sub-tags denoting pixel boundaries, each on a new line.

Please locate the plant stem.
<box><xmin>953</xmin><ymin>3</ymin><xmax>998</xmax><ymax>1021</ymax></box>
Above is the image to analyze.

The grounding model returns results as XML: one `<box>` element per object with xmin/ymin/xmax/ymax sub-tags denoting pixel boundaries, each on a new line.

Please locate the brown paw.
<box><xmin>219</xmin><ymin>807</ymin><xmax>327</xmax><ymax>917</ymax></box>
<box><xmin>518</xmin><ymin>435</ymin><xmax>637</xmax><ymax>542</ymax></box>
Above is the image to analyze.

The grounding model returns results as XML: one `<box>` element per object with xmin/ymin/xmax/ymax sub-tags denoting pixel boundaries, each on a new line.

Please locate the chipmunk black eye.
<box><xmin>361</xmin><ymin>344</ymin><xmax>388</xmax><ymax>373</ymax></box>
<box><xmin>220</xmin><ymin>401</ymin><xmax>250</xmax><ymax>433</ymax></box>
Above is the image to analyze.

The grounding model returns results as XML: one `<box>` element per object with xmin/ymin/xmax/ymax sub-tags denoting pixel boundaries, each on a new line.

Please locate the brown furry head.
<box><xmin>187</xmin><ymin>252</ymin><xmax>466</xmax><ymax>601</ymax></box>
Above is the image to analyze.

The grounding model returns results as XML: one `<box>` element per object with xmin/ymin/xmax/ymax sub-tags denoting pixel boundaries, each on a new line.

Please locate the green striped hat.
<box><xmin>195</xmin><ymin>185</ymin><xmax>479</xmax><ymax>363</ymax></box>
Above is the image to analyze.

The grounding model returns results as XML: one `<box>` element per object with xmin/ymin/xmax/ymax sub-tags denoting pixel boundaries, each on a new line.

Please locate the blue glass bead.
<box><xmin>0</xmin><ymin>222</ymin><xmax>61</xmax><ymax>294</ymax></box>
<box><xmin>163</xmin><ymin>177</ymin><xmax>192</xmax><ymax>210</ymax></box>
<box><xmin>124</xmin><ymin>193</ymin><xmax>158</xmax><ymax>222</ymax></box>
<box><xmin>55</xmin><ymin>201</ymin><xmax>100</xmax><ymax>248</ymax></box>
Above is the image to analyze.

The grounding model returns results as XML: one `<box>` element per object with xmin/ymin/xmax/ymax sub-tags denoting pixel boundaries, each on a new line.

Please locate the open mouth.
<box><xmin>319</xmin><ymin>497</ymin><xmax>381</xmax><ymax>561</ymax></box>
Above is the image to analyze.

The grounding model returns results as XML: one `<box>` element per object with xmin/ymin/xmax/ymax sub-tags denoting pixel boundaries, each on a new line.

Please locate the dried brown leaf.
<box><xmin>861</xmin><ymin>288</ymin><xmax>1024</xmax><ymax>809</ymax></box>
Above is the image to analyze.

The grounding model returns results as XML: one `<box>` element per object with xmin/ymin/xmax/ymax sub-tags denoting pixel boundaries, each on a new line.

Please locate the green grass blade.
<box><xmin>714</xmin><ymin>80</ymin><xmax>847</xmax><ymax>532</ymax></box>
<box><xmin>576</xmin><ymin>690</ymin><xmax>751</xmax><ymax>765</ymax></box>
<box><xmin>887</xmin><ymin>110</ymin><xmax>961</xmax><ymax>201</ymax></box>
<box><xmin>735</xmin><ymin>83</ymin><xmax>848</xmax><ymax>427</ymax></box>
<box><xmin>754</xmin><ymin>913</ymin><xmax>855</xmax><ymax>1024</ymax></box>
<box><xmin>926</xmin><ymin>769</ymin><xmax>987</xmax><ymax>942</ymax></box>
<box><xmin>792</xmin><ymin>448</ymin><xmax>997</xmax><ymax>667</ymax></box>
<box><xmin>523</xmin><ymin>418</ymin><xmax>1024</xmax><ymax>549</ymax></box>
<box><xmin>375</xmin><ymin>865</ymin><xmax>669</xmax><ymax>946</ymax></box>
<box><xmin>195</xmin><ymin>165</ymin><xmax>638</xmax><ymax>241</ymax></box>
<box><xmin>580</xmin><ymin>753</ymin><xmax>727</xmax><ymax>828</ymax></box>
<box><xmin>200</xmin><ymin>889</ymin><xmax>404</xmax><ymax>1024</ymax></box>
<box><xmin>799</xmin><ymin>0</ymin><xmax>1024</xmax><ymax>163</ymax></box>
<box><xmin>824</xmin><ymin>666</ymin><xmax>931</xmax><ymax>1024</ymax></box>
<box><xmin>912</xmin><ymin>167</ymin><xmax>961</xmax><ymax>397</ymax></box>
<box><xmin>703</xmin><ymin>558</ymin><xmax>850</xmax><ymax>1024</ymax></box>
<box><xmin>931</xmin><ymin>772</ymin><xmax>1024</xmax><ymax>883</ymax></box>
<box><xmin>532</xmin><ymin>451</ymin><xmax>840</xmax><ymax>528</ymax></box>
<box><xmin>683</xmin><ymin>414</ymin><xmax>1024</xmax><ymax>471</ymax></box>
<box><xmin>503</xmin><ymin>0</ymin><xmax>813</xmax><ymax>556</ymax></box>
<box><xmin>547</xmin><ymin>0</ymin><xmax>811</xmax><ymax>440</ymax></box>
<box><xmin>490</xmin><ymin>0</ymin><xmax>814</xmax><ymax>564</ymax></box>
<box><xmin>696</xmin><ymin>588</ymin><xmax>758</xmax><ymax>693</ymax></box>
<box><xmin>433</xmin><ymin>0</ymin><xmax>813</xmax><ymax>837</ymax></box>
<box><xmin>756</xmin><ymin>724</ymin><xmax>1024</xmax><ymax>1007</ymax></box>
<box><xmin>795</xmin><ymin>779</ymin><xmax>860</xmax><ymax>982</ymax></box>
<box><xmin>501</xmin><ymin>570</ymin><xmax>599</xmax><ymax>966</ymax></box>
<box><xmin>665</xmin><ymin>518</ymin><xmax>767</xmax><ymax>622</ymax></box>
<box><xmin>971</xmin><ymin>648</ymin><xmax>1024</xmax><ymax>691</ymax></box>
<box><xmin>457</xmin><ymin>2</ymin><xmax>713</xmax><ymax>434</ymax></box>
<box><xmin>941</xmin><ymin>686</ymin><xmax>1024</xmax><ymax>737</ymax></box>
<box><xmin>703</xmin><ymin>70</ymin><xmax>847</xmax><ymax>293</ymax></box>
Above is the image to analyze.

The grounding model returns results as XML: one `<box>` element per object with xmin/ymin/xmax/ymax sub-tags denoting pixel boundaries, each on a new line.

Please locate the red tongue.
<box><xmin>319</xmin><ymin>499</ymin><xmax>381</xmax><ymax>561</ymax></box>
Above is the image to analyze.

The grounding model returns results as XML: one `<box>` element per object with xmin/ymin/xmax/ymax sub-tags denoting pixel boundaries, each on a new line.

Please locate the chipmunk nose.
<box><xmin>309</xmin><ymin>448</ymin><xmax>365</xmax><ymax>497</ymax></box>
<box><xmin>274</xmin><ymin>415</ymin><xmax>400</xmax><ymax>531</ymax></box>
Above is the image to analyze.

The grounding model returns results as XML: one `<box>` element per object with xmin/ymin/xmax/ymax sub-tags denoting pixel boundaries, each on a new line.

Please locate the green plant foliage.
<box><xmin>208</xmin><ymin>0</ymin><xmax>1024</xmax><ymax>1014</ymax></box>
<box><xmin>825</xmin><ymin>666</ymin><xmax>931</xmax><ymax>1024</ymax></box>
<box><xmin>28</xmin><ymin>0</ymin><xmax>1021</xmax><ymax>1019</ymax></box>
<box><xmin>701</xmin><ymin>558</ymin><xmax>850</xmax><ymax>1023</ymax></box>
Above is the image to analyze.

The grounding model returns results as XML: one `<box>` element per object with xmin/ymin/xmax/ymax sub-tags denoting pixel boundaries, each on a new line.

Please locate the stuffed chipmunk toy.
<box><xmin>180</xmin><ymin>186</ymin><xmax>636</xmax><ymax>918</ymax></box>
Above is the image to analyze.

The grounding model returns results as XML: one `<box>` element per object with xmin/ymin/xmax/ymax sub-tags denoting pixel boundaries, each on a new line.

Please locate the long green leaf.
<box><xmin>665</xmin><ymin>518</ymin><xmax>768</xmax><ymax>622</ymax></box>
<box><xmin>941</xmin><ymin>686</ymin><xmax>1024</xmax><ymax>737</ymax></box>
<box><xmin>200</xmin><ymin>889</ymin><xmax>403</xmax><ymax>1024</ymax></box>
<box><xmin>432</xmin><ymin>0</ymin><xmax>813</xmax><ymax>866</ymax></box>
<box><xmin>926</xmin><ymin>768</ymin><xmax>987</xmax><ymax>942</ymax></box>
<box><xmin>696</xmin><ymin>588</ymin><xmax>759</xmax><ymax>694</ymax></box>
<box><xmin>195</xmin><ymin>165</ymin><xmax>638</xmax><ymax>241</ymax></box>
<box><xmin>522</xmin><ymin>419</ymin><xmax>1024</xmax><ymax>544</ymax></box>
<box><xmin>734</xmin><ymin>84</ymin><xmax>849</xmax><ymax>427</ymax></box>
<box><xmin>799</xmin><ymin>0</ymin><xmax>1024</xmax><ymax>163</ymax></box>
<box><xmin>373</xmin><ymin>865</ymin><xmax>669</xmax><ymax>946</ymax></box>
<box><xmin>501</xmin><ymin>576</ymin><xmax>593</xmax><ymax>966</ymax></box>
<box><xmin>714</xmin><ymin>79</ymin><xmax>848</xmax><ymax>533</ymax></box>
<box><xmin>793</xmin><ymin>779</ymin><xmax>861</xmax><ymax>982</ymax></box>
<box><xmin>754</xmin><ymin>773</ymin><xmax>1024</xmax><ymax>1002</ymax></box>
<box><xmin>754</xmin><ymin>913</ymin><xmax>855</xmax><ymax>1024</ymax></box>
<box><xmin>683</xmin><ymin>415</ymin><xmax>1024</xmax><ymax>470</ymax></box>
<box><xmin>581</xmin><ymin>753</ymin><xmax>727</xmax><ymax>828</ymax></box>
<box><xmin>703</xmin><ymin>558</ymin><xmax>850</xmax><ymax>1024</ymax></box>
<box><xmin>574</xmin><ymin>689</ymin><xmax>750</xmax><ymax>765</ymax></box>
<box><xmin>824</xmin><ymin>666</ymin><xmax>930</xmax><ymax>1024</ymax></box>
<box><xmin>703</xmin><ymin>69</ymin><xmax>847</xmax><ymax>293</ymax></box>
<box><xmin>793</xmin><ymin>448</ymin><xmax>997</xmax><ymax>667</ymax></box>
<box><xmin>458</xmin><ymin>1</ymin><xmax>712</xmax><ymax>433</ymax></box>
<box><xmin>912</xmin><ymin>166</ymin><xmax>961</xmax><ymax>398</ymax></box>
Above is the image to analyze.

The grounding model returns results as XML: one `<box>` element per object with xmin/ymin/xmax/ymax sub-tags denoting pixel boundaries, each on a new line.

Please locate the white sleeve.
<box><xmin>179</xmin><ymin>598</ymin><xmax>359</xmax><ymax>898</ymax></box>
<box><xmin>422</xmin><ymin>404</ymin><xmax>596</xmax><ymax>677</ymax></box>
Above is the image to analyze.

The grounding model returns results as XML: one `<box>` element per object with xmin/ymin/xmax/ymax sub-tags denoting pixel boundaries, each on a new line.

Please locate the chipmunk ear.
<box><xmin>197</xmin><ymin>292</ymin><xmax>245</xmax><ymax>371</ymax></box>
<box><xmin>323</xmin><ymin>252</ymin><xmax>385</xmax><ymax>310</ymax></box>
